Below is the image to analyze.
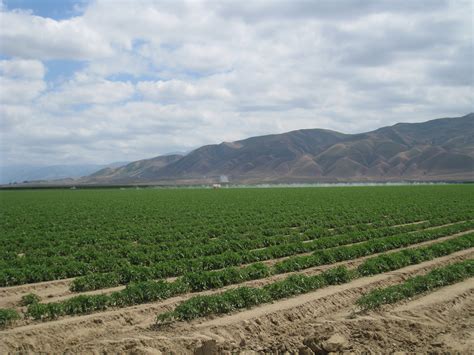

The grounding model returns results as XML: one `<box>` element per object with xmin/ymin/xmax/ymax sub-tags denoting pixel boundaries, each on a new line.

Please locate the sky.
<box><xmin>0</xmin><ymin>0</ymin><xmax>472</xmax><ymax>166</ymax></box>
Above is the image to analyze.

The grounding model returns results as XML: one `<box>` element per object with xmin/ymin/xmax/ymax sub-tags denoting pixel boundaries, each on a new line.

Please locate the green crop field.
<box><xmin>0</xmin><ymin>185</ymin><xmax>473</xmax><ymax>324</ymax></box>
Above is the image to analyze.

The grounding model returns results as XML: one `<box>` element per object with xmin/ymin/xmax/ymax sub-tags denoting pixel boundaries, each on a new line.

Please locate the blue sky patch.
<box><xmin>45</xmin><ymin>59</ymin><xmax>86</xmax><ymax>83</ymax></box>
<box><xmin>3</xmin><ymin>0</ymin><xmax>87</xmax><ymax>20</ymax></box>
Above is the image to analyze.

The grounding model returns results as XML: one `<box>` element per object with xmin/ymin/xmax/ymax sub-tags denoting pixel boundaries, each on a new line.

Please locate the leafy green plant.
<box><xmin>62</xmin><ymin>294</ymin><xmax>109</xmax><ymax>315</ymax></box>
<box><xmin>23</xmin><ymin>233</ymin><xmax>474</xmax><ymax>321</ymax></box>
<box><xmin>0</xmin><ymin>308</ymin><xmax>20</xmax><ymax>328</ymax></box>
<box><xmin>181</xmin><ymin>262</ymin><xmax>271</xmax><ymax>292</ymax></box>
<box><xmin>357</xmin><ymin>259</ymin><xmax>474</xmax><ymax>310</ymax></box>
<box><xmin>274</xmin><ymin>224</ymin><xmax>474</xmax><ymax>274</ymax></box>
<box><xmin>20</xmin><ymin>293</ymin><xmax>40</xmax><ymax>306</ymax></box>
<box><xmin>26</xmin><ymin>302</ymin><xmax>63</xmax><ymax>320</ymax></box>
<box><xmin>70</xmin><ymin>220</ymin><xmax>473</xmax><ymax>292</ymax></box>
<box><xmin>357</xmin><ymin>233</ymin><xmax>474</xmax><ymax>276</ymax></box>
<box><xmin>155</xmin><ymin>234</ymin><xmax>474</xmax><ymax>324</ymax></box>
<box><xmin>157</xmin><ymin>266</ymin><xmax>354</xmax><ymax>323</ymax></box>
<box><xmin>2</xmin><ymin>186</ymin><xmax>472</xmax><ymax>287</ymax></box>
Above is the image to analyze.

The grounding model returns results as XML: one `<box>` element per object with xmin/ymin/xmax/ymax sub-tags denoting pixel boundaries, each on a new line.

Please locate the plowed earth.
<box><xmin>1</xmin><ymin>246</ymin><xmax>473</xmax><ymax>354</ymax></box>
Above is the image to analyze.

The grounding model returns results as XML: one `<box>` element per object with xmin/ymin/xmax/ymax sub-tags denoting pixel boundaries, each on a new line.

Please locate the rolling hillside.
<box><xmin>84</xmin><ymin>113</ymin><xmax>474</xmax><ymax>184</ymax></box>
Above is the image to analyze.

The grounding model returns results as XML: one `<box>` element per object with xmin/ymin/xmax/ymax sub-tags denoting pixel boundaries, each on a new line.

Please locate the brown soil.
<box><xmin>1</xmin><ymin>247</ymin><xmax>472</xmax><ymax>354</ymax></box>
<box><xmin>0</xmin><ymin>221</ymin><xmax>468</xmax><ymax>310</ymax></box>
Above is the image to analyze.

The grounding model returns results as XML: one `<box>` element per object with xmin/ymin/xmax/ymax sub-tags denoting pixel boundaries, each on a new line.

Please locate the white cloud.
<box><xmin>0</xmin><ymin>77</ymin><xmax>46</xmax><ymax>104</ymax></box>
<box><xmin>0</xmin><ymin>59</ymin><xmax>45</xmax><ymax>79</ymax></box>
<box><xmin>0</xmin><ymin>59</ymin><xmax>46</xmax><ymax>104</ymax></box>
<box><xmin>38</xmin><ymin>77</ymin><xmax>135</xmax><ymax>111</ymax></box>
<box><xmin>137</xmin><ymin>79</ymin><xmax>232</xmax><ymax>102</ymax></box>
<box><xmin>83</xmin><ymin>53</ymin><xmax>150</xmax><ymax>78</ymax></box>
<box><xmin>0</xmin><ymin>9</ymin><xmax>113</xmax><ymax>60</ymax></box>
<box><xmin>0</xmin><ymin>0</ymin><xmax>472</xmax><ymax>166</ymax></box>
<box><xmin>0</xmin><ymin>104</ymin><xmax>33</xmax><ymax>131</ymax></box>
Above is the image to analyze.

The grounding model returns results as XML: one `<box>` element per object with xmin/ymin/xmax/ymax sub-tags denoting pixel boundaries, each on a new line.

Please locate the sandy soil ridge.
<box><xmin>1</xmin><ymin>222</ymin><xmax>470</xmax><ymax>309</ymax></box>
<box><xmin>1</xmin><ymin>247</ymin><xmax>472</xmax><ymax>353</ymax></box>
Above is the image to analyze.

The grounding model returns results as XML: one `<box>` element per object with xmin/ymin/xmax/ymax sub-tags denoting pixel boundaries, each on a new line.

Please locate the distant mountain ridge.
<box><xmin>81</xmin><ymin>113</ymin><xmax>474</xmax><ymax>184</ymax></box>
<box><xmin>0</xmin><ymin>162</ymin><xmax>128</xmax><ymax>184</ymax></box>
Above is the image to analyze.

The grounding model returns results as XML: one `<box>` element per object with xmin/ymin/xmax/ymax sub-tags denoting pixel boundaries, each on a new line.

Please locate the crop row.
<box><xmin>0</xmin><ymin>308</ymin><xmax>20</xmax><ymax>328</ymax></box>
<box><xmin>22</xmin><ymin>232</ymin><xmax>474</xmax><ymax>321</ymax></box>
<box><xmin>1</xmin><ymin>233</ymin><xmax>471</xmax><ymax>327</ymax></box>
<box><xmin>71</xmin><ymin>220</ymin><xmax>474</xmax><ymax>292</ymax></box>
<box><xmin>5</xmin><ymin>215</ymin><xmax>466</xmax><ymax>289</ymax></box>
<box><xmin>178</xmin><ymin>230</ymin><xmax>473</xmax><ymax>293</ymax></box>
<box><xmin>71</xmin><ymin>219</ymin><xmax>437</xmax><ymax>291</ymax></box>
<box><xmin>356</xmin><ymin>259</ymin><xmax>474</xmax><ymax>310</ymax></box>
<box><xmin>2</xmin><ymin>187</ymin><xmax>472</xmax><ymax>284</ymax></box>
<box><xmin>5</xmin><ymin>188</ymin><xmax>440</xmax><ymax>260</ymax></box>
<box><xmin>160</xmin><ymin>266</ymin><xmax>354</xmax><ymax>322</ymax></box>
<box><xmin>184</xmin><ymin>228</ymin><xmax>474</xmax><ymax>291</ymax></box>
<box><xmin>156</xmin><ymin>237</ymin><xmax>474</xmax><ymax>323</ymax></box>
<box><xmin>3</xmin><ymin>216</ymin><xmax>451</xmax><ymax>288</ymax></box>
<box><xmin>273</xmin><ymin>221</ymin><xmax>474</xmax><ymax>273</ymax></box>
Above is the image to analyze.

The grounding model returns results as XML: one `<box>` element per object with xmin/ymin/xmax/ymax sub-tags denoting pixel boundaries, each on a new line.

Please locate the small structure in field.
<box><xmin>220</xmin><ymin>175</ymin><xmax>229</xmax><ymax>183</ymax></box>
<box><xmin>212</xmin><ymin>183</ymin><xmax>221</xmax><ymax>189</ymax></box>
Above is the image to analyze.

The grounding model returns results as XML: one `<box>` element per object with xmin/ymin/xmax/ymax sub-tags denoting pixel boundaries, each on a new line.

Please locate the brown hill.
<box><xmin>84</xmin><ymin>113</ymin><xmax>474</xmax><ymax>184</ymax></box>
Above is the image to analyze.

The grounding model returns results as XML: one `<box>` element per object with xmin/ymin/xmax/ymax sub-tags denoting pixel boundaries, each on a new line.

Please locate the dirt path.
<box><xmin>157</xmin><ymin>254</ymin><xmax>473</xmax><ymax>354</ymax></box>
<box><xmin>1</xmin><ymin>247</ymin><xmax>472</xmax><ymax>353</ymax></box>
<box><xmin>1</xmin><ymin>228</ymin><xmax>472</xmax><ymax>311</ymax></box>
<box><xmin>196</xmin><ymin>254</ymin><xmax>473</xmax><ymax>329</ymax></box>
<box><xmin>393</xmin><ymin>276</ymin><xmax>474</xmax><ymax>312</ymax></box>
<box><xmin>1</xmin><ymin>222</ymin><xmax>469</xmax><ymax>309</ymax></box>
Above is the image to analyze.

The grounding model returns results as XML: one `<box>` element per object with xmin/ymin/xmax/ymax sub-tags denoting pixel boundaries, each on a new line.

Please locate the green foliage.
<box><xmin>274</xmin><ymin>223</ymin><xmax>474</xmax><ymax>274</ymax></box>
<box><xmin>2</xmin><ymin>186</ymin><xmax>474</xmax><ymax>324</ymax></box>
<box><xmin>71</xmin><ymin>272</ymin><xmax>122</xmax><ymax>292</ymax></box>
<box><xmin>156</xmin><ymin>234</ymin><xmax>474</xmax><ymax>324</ymax></box>
<box><xmin>1</xmin><ymin>186</ymin><xmax>472</xmax><ymax>287</ymax></box>
<box><xmin>181</xmin><ymin>262</ymin><xmax>271</xmax><ymax>292</ymax></box>
<box><xmin>26</xmin><ymin>279</ymin><xmax>190</xmax><ymax>320</ymax></box>
<box><xmin>0</xmin><ymin>308</ymin><xmax>20</xmax><ymax>328</ymax></box>
<box><xmin>71</xmin><ymin>219</ymin><xmax>473</xmax><ymax>292</ymax></box>
<box><xmin>110</xmin><ymin>279</ymin><xmax>189</xmax><ymax>307</ymax></box>
<box><xmin>158</xmin><ymin>266</ymin><xmax>354</xmax><ymax>322</ymax></box>
<box><xmin>357</xmin><ymin>259</ymin><xmax>474</xmax><ymax>310</ymax></box>
<box><xmin>26</xmin><ymin>302</ymin><xmax>63</xmax><ymax>320</ymax></box>
<box><xmin>21</xmin><ymin>233</ymin><xmax>474</xmax><ymax>321</ymax></box>
<box><xmin>357</xmin><ymin>233</ymin><xmax>474</xmax><ymax>276</ymax></box>
<box><xmin>20</xmin><ymin>293</ymin><xmax>40</xmax><ymax>306</ymax></box>
<box><xmin>167</xmin><ymin>287</ymin><xmax>271</xmax><ymax>321</ymax></box>
<box><xmin>62</xmin><ymin>294</ymin><xmax>109</xmax><ymax>315</ymax></box>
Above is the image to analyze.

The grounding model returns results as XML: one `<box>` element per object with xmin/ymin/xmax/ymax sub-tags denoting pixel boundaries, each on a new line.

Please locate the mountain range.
<box><xmin>81</xmin><ymin>113</ymin><xmax>473</xmax><ymax>185</ymax></box>
<box><xmin>0</xmin><ymin>162</ymin><xmax>128</xmax><ymax>185</ymax></box>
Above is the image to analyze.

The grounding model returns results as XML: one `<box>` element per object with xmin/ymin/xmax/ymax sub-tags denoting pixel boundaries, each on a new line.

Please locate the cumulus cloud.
<box><xmin>0</xmin><ymin>77</ymin><xmax>46</xmax><ymax>104</ymax></box>
<box><xmin>0</xmin><ymin>8</ymin><xmax>113</xmax><ymax>60</ymax></box>
<box><xmin>0</xmin><ymin>59</ymin><xmax>46</xmax><ymax>104</ymax></box>
<box><xmin>137</xmin><ymin>80</ymin><xmax>232</xmax><ymax>102</ymax></box>
<box><xmin>0</xmin><ymin>59</ymin><xmax>45</xmax><ymax>79</ymax></box>
<box><xmin>0</xmin><ymin>0</ymin><xmax>472</xmax><ymax>166</ymax></box>
<box><xmin>38</xmin><ymin>76</ymin><xmax>135</xmax><ymax>111</ymax></box>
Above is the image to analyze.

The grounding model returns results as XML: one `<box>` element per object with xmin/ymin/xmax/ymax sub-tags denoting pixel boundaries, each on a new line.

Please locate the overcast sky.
<box><xmin>0</xmin><ymin>0</ymin><xmax>472</xmax><ymax>166</ymax></box>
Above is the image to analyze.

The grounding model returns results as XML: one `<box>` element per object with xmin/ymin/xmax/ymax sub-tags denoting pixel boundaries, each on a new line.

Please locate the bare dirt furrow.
<box><xmin>1</xmin><ymin>247</ymin><xmax>472</xmax><ymax>353</ymax></box>
<box><xmin>258</xmin><ymin>226</ymin><xmax>473</xmax><ymax>268</ymax></box>
<box><xmin>392</xmin><ymin>276</ymin><xmax>474</xmax><ymax>312</ymax></box>
<box><xmin>153</xmin><ymin>256</ymin><xmax>473</xmax><ymax>354</ymax></box>
<box><xmin>1</xmin><ymin>227</ymin><xmax>472</xmax><ymax>310</ymax></box>
<box><xmin>0</xmin><ymin>220</ymin><xmax>437</xmax><ymax>299</ymax></box>
<box><xmin>326</xmin><ymin>219</ymin><xmax>427</xmax><ymax>232</ymax></box>
<box><xmin>195</xmin><ymin>252</ymin><xmax>473</xmax><ymax>329</ymax></box>
<box><xmin>0</xmin><ymin>220</ymin><xmax>465</xmax><ymax>307</ymax></box>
